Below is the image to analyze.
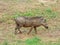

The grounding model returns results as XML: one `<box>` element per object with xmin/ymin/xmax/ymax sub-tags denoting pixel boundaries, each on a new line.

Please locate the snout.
<box><xmin>42</xmin><ymin>24</ymin><xmax>48</xmax><ymax>29</ymax></box>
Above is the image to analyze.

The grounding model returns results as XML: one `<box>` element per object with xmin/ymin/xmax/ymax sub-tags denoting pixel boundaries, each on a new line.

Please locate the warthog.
<box><xmin>14</xmin><ymin>16</ymin><xmax>48</xmax><ymax>34</ymax></box>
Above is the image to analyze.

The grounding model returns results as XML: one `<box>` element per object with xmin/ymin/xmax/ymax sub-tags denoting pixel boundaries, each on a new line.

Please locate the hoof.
<box><xmin>19</xmin><ymin>32</ymin><xmax>22</xmax><ymax>34</ymax></box>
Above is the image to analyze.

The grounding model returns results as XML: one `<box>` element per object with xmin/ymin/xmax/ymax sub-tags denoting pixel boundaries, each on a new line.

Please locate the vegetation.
<box><xmin>0</xmin><ymin>0</ymin><xmax>60</xmax><ymax>45</ymax></box>
<box><xmin>0</xmin><ymin>37</ymin><xmax>60</xmax><ymax>45</ymax></box>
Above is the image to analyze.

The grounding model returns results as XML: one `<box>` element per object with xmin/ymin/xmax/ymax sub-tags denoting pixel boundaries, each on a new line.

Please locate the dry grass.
<box><xmin>0</xmin><ymin>0</ymin><xmax>60</xmax><ymax>45</ymax></box>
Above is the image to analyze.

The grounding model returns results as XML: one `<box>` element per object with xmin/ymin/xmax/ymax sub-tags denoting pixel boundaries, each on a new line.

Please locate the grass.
<box><xmin>3</xmin><ymin>41</ymin><xmax>8</xmax><ymax>45</ymax></box>
<box><xmin>25</xmin><ymin>37</ymin><xmax>41</xmax><ymax>45</ymax></box>
<box><xmin>0</xmin><ymin>0</ymin><xmax>60</xmax><ymax>45</ymax></box>
<box><xmin>0</xmin><ymin>37</ymin><xmax>60</xmax><ymax>45</ymax></box>
<box><xmin>9</xmin><ymin>7</ymin><xmax>58</xmax><ymax>19</ymax></box>
<box><xmin>0</xmin><ymin>7</ymin><xmax>58</xmax><ymax>23</ymax></box>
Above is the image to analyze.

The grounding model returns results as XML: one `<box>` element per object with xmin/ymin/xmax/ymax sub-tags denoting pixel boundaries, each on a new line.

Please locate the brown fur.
<box><xmin>14</xmin><ymin>16</ymin><xmax>48</xmax><ymax>34</ymax></box>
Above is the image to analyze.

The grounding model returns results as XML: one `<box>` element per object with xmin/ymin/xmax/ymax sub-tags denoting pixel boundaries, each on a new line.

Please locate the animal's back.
<box><xmin>14</xmin><ymin>16</ymin><xmax>44</xmax><ymax>27</ymax></box>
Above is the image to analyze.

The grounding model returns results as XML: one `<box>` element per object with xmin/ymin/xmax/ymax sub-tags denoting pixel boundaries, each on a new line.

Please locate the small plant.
<box><xmin>25</xmin><ymin>37</ymin><xmax>41</xmax><ymax>45</ymax></box>
<box><xmin>41</xmin><ymin>3</ymin><xmax>44</xmax><ymax>6</ymax></box>
<box><xmin>45</xmin><ymin>7</ymin><xmax>52</xmax><ymax>13</ymax></box>
<box><xmin>3</xmin><ymin>40</ymin><xmax>8</xmax><ymax>45</ymax></box>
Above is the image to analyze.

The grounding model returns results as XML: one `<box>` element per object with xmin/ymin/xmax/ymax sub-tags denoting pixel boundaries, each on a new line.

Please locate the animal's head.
<box><xmin>41</xmin><ymin>18</ymin><xmax>48</xmax><ymax>29</ymax></box>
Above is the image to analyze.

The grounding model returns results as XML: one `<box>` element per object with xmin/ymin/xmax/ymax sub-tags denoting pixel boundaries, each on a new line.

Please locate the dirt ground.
<box><xmin>0</xmin><ymin>18</ymin><xmax>60</xmax><ymax>43</ymax></box>
<box><xmin>0</xmin><ymin>0</ymin><xmax>60</xmax><ymax>43</ymax></box>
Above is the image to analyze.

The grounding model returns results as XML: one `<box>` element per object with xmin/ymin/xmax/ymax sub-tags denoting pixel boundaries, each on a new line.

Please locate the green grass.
<box><xmin>0</xmin><ymin>7</ymin><xmax>58</xmax><ymax>23</ymax></box>
<box><xmin>0</xmin><ymin>0</ymin><xmax>60</xmax><ymax>45</ymax></box>
<box><xmin>25</xmin><ymin>37</ymin><xmax>41</xmax><ymax>45</ymax></box>
<box><xmin>1</xmin><ymin>37</ymin><xmax>60</xmax><ymax>45</ymax></box>
<box><xmin>2</xmin><ymin>40</ymin><xmax>9</xmax><ymax>45</ymax></box>
<box><xmin>1</xmin><ymin>7</ymin><xmax>58</xmax><ymax>18</ymax></box>
<box><xmin>11</xmin><ymin>7</ymin><xmax>58</xmax><ymax>19</ymax></box>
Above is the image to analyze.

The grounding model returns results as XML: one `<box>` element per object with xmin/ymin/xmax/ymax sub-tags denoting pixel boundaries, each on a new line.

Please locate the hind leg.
<box><xmin>34</xmin><ymin>26</ymin><xmax>37</xmax><ymax>34</ymax></box>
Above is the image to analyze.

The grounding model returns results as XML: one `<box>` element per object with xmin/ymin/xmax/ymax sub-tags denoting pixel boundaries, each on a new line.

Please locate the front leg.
<box><xmin>27</xmin><ymin>26</ymin><xmax>33</xmax><ymax>34</ymax></box>
<box><xmin>34</xmin><ymin>26</ymin><xmax>37</xmax><ymax>34</ymax></box>
<box><xmin>17</xmin><ymin>27</ymin><xmax>22</xmax><ymax>34</ymax></box>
